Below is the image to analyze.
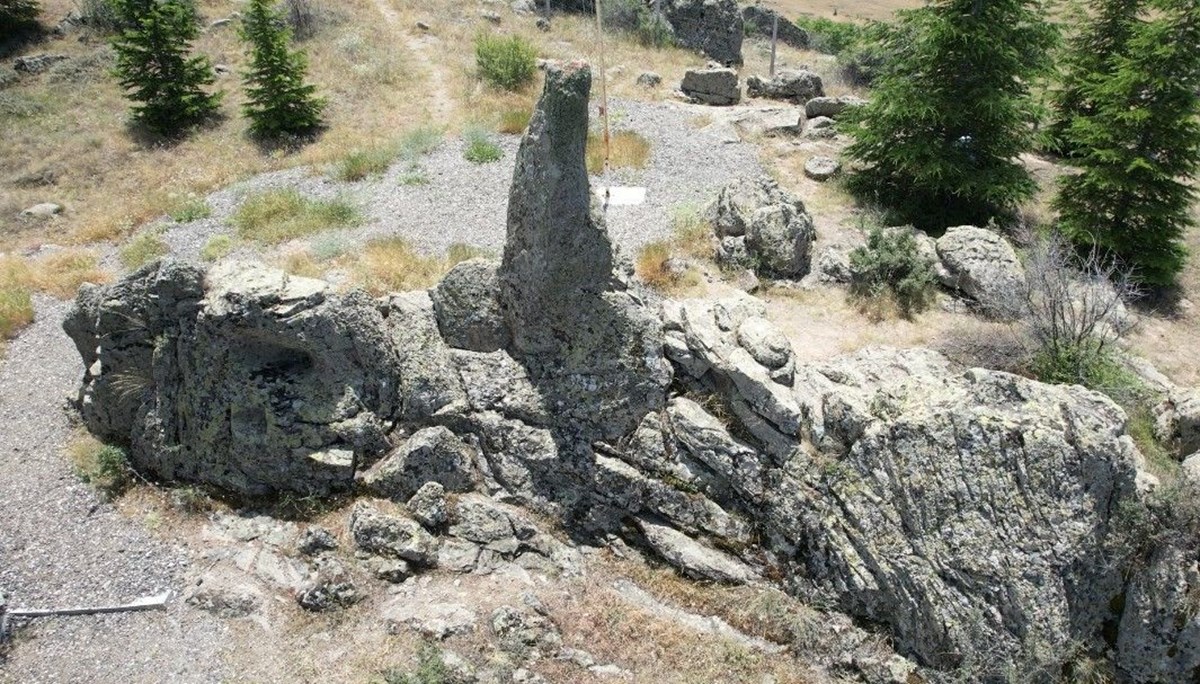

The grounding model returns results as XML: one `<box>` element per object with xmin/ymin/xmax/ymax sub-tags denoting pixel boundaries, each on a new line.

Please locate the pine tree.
<box><xmin>841</xmin><ymin>0</ymin><xmax>1058</xmax><ymax>230</ymax></box>
<box><xmin>110</xmin><ymin>0</ymin><xmax>221</xmax><ymax>136</ymax></box>
<box><xmin>240</xmin><ymin>0</ymin><xmax>324</xmax><ymax>139</ymax></box>
<box><xmin>1046</xmin><ymin>0</ymin><xmax>1144</xmax><ymax>155</ymax></box>
<box><xmin>1055</xmin><ymin>0</ymin><xmax>1200</xmax><ymax>287</ymax></box>
<box><xmin>0</xmin><ymin>0</ymin><xmax>40</xmax><ymax>35</ymax></box>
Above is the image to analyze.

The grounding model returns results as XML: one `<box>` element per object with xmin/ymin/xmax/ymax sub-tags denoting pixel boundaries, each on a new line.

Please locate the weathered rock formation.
<box><xmin>680</xmin><ymin>66</ymin><xmax>740</xmax><ymax>106</ymax></box>
<box><xmin>742</xmin><ymin>5</ymin><xmax>809</xmax><ymax>49</ymax></box>
<box><xmin>746</xmin><ymin>69</ymin><xmax>824</xmax><ymax>103</ymax></box>
<box><xmin>662</xmin><ymin>0</ymin><xmax>743</xmax><ymax>66</ymax></box>
<box><xmin>65</xmin><ymin>59</ymin><xmax>1198</xmax><ymax>682</ymax></box>
<box><xmin>706</xmin><ymin>175</ymin><xmax>816</xmax><ymax>278</ymax></box>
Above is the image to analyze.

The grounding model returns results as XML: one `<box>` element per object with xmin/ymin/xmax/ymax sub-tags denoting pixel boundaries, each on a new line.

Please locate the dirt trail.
<box><xmin>375</xmin><ymin>0</ymin><xmax>456</xmax><ymax>123</ymax></box>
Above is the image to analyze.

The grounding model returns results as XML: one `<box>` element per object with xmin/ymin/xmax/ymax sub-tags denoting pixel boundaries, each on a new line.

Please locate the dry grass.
<box><xmin>119</xmin><ymin>231</ymin><xmax>169</xmax><ymax>270</ymax></box>
<box><xmin>0</xmin><ymin>247</ymin><xmax>110</xmax><ymax>350</ymax></box>
<box><xmin>350</xmin><ymin>237</ymin><xmax>453</xmax><ymax>294</ymax></box>
<box><xmin>634</xmin><ymin>204</ymin><xmax>712</xmax><ymax>293</ymax></box>
<box><xmin>233</xmin><ymin>189</ymin><xmax>360</xmax><ymax>244</ymax></box>
<box><xmin>586</xmin><ymin>129</ymin><xmax>651</xmax><ymax>174</ymax></box>
<box><xmin>496</xmin><ymin>106</ymin><xmax>533</xmax><ymax>134</ymax></box>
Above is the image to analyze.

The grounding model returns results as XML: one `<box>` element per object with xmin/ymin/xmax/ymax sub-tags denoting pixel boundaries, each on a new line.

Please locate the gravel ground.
<box><xmin>158</xmin><ymin>98</ymin><xmax>763</xmax><ymax>263</ymax></box>
<box><xmin>0</xmin><ymin>298</ymin><xmax>227</xmax><ymax>683</ymax></box>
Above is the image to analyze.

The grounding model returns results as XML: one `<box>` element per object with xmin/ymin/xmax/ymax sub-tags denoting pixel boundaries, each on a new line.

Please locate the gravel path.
<box><xmin>0</xmin><ymin>298</ymin><xmax>226</xmax><ymax>683</ymax></box>
<box><xmin>159</xmin><ymin>98</ymin><xmax>763</xmax><ymax>263</ymax></box>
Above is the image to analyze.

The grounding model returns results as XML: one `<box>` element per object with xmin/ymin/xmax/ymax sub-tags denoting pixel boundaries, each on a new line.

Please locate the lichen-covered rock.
<box><xmin>64</xmin><ymin>260</ymin><xmax>398</xmax><ymax>496</ymax></box>
<box><xmin>360</xmin><ymin>426</ymin><xmax>481</xmax><ymax>500</ymax></box>
<box><xmin>804</xmin><ymin>95</ymin><xmax>865</xmax><ymax>119</ymax></box>
<box><xmin>746</xmin><ymin>70</ymin><xmax>824</xmax><ymax>103</ymax></box>
<box><xmin>706</xmin><ymin>176</ymin><xmax>815</xmax><ymax>278</ymax></box>
<box><xmin>1116</xmin><ymin>544</ymin><xmax>1200</xmax><ymax>681</ymax></box>
<box><xmin>663</xmin><ymin>0</ymin><xmax>743</xmax><ymax>66</ymax></box>
<box><xmin>784</xmin><ymin>347</ymin><xmax>1141</xmax><ymax>669</ymax></box>
<box><xmin>680</xmin><ymin>67</ymin><xmax>741</xmax><ymax>106</ymax></box>
<box><xmin>803</xmin><ymin>156</ymin><xmax>841</xmax><ymax>181</ymax></box>
<box><xmin>349</xmin><ymin>502</ymin><xmax>439</xmax><ymax>566</ymax></box>
<box><xmin>430</xmin><ymin>258</ymin><xmax>509</xmax><ymax>352</ymax></box>
<box><xmin>936</xmin><ymin>225</ymin><xmax>1026</xmax><ymax>317</ymax></box>
<box><xmin>407</xmin><ymin>481</ymin><xmax>449</xmax><ymax>529</ymax></box>
<box><xmin>637</xmin><ymin>518</ymin><xmax>757</xmax><ymax>584</ymax></box>
<box><xmin>499</xmin><ymin>61</ymin><xmax>671</xmax><ymax>441</ymax></box>
<box><xmin>1154</xmin><ymin>387</ymin><xmax>1200</xmax><ymax>456</ymax></box>
<box><xmin>742</xmin><ymin>5</ymin><xmax>808</xmax><ymax>49</ymax></box>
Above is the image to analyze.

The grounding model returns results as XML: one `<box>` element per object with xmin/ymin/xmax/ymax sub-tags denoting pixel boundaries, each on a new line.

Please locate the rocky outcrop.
<box><xmin>680</xmin><ymin>67</ymin><xmax>740</xmax><ymax>106</ymax></box>
<box><xmin>1155</xmin><ymin>387</ymin><xmax>1200</xmax><ymax>456</ymax></box>
<box><xmin>936</xmin><ymin>225</ymin><xmax>1026</xmax><ymax>317</ymax></box>
<box><xmin>804</xmin><ymin>95</ymin><xmax>865</xmax><ymax>119</ymax></box>
<box><xmin>662</xmin><ymin>0</ymin><xmax>743</xmax><ymax>66</ymax></box>
<box><xmin>65</xmin><ymin>57</ymin><xmax>1186</xmax><ymax>682</ymax></box>
<box><xmin>742</xmin><ymin>5</ymin><xmax>808</xmax><ymax>49</ymax></box>
<box><xmin>706</xmin><ymin>176</ymin><xmax>815</xmax><ymax>278</ymax></box>
<box><xmin>746</xmin><ymin>70</ymin><xmax>824</xmax><ymax>103</ymax></box>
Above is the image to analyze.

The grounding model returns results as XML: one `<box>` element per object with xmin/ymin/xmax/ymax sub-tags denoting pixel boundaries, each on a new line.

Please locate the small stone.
<box><xmin>730</xmin><ymin>268</ymin><xmax>760</xmax><ymax>293</ymax></box>
<box><xmin>297</xmin><ymin>525</ymin><xmax>338</xmax><ymax>555</ymax></box>
<box><xmin>416</xmin><ymin>21</ymin><xmax>431</xmax><ymax>30</ymax></box>
<box><xmin>407</xmin><ymin>481</ymin><xmax>448</xmax><ymax>529</ymax></box>
<box><xmin>13</xmin><ymin>54</ymin><xmax>68</xmax><ymax>75</ymax></box>
<box><xmin>20</xmin><ymin>203</ymin><xmax>62</xmax><ymax>219</ymax></box>
<box><xmin>368</xmin><ymin>557</ymin><xmax>413</xmax><ymax>583</ymax></box>
<box><xmin>481</xmin><ymin>10</ymin><xmax>502</xmax><ymax>23</ymax></box>
<box><xmin>803</xmin><ymin>156</ymin><xmax>841</xmax><ymax>181</ymax></box>
<box><xmin>636</xmin><ymin>71</ymin><xmax>661</xmax><ymax>87</ymax></box>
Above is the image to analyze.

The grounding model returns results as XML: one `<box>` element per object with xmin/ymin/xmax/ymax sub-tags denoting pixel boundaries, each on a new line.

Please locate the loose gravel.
<box><xmin>159</xmin><ymin>98</ymin><xmax>763</xmax><ymax>263</ymax></box>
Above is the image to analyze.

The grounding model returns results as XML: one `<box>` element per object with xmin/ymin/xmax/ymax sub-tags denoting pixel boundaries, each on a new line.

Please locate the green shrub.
<box><xmin>794</xmin><ymin>15</ymin><xmax>864</xmax><ymax>55</ymax></box>
<box><xmin>475</xmin><ymin>33</ymin><xmax>537</xmax><ymax>91</ymax></box>
<box><xmin>399</xmin><ymin>126</ymin><xmax>442</xmax><ymax>157</ymax></box>
<box><xmin>335</xmin><ymin>146</ymin><xmax>397</xmax><ymax>181</ymax></box>
<box><xmin>0</xmin><ymin>0</ymin><xmax>40</xmax><ymax>36</ymax></box>
<box><xmin>381</xmin><ymin>643</ymin><xmax>450</xmax><ymax>684</ymax></box>
<box><xmin>233</xmin><ymin>189</ymin><xmax>360</xmax><ymax>244</ymax></box>
<box><xmin>200</xmin><ymin>235</ymin><xmax>235</xmax><ymax>262</ymax></box>
<box><xmin>120</xmin><ymin>231</ymin><xmax>169</xmax><ymax>269</ymax></box>
<box><xmin>463</xmin><ymin>126</ymin><xmax>502</xmax><ymax>163</ymax></box>
<box><xmin>0</xmin><ymin>284</ymin><xmax>33</xmax><ymax>341</ymax></box>
<box><xmin>70</xmin><ymin>439</ymin><xmax>133</xmax><ymax>499</ymax></box>
<box><xmin>848</xmin><ymin>226</ymin><xmax>937</xmax><ymax>319</ymax></box>
<box><xmin>168</xmin><ymin>196</ymin><xmax>212</xmax><ymax>222</ymax></box>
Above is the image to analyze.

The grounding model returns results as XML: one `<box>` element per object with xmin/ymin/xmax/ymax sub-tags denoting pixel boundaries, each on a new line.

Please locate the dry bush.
<box><xmin>586</xmin><ymin>129</ymin><xmax>651</xmax><ymax>173</ymax></box>
<box><xmin>277</xmin><ymin>248</ymin><xmax>326</xmax><ymax>279</ymax></box>
<box><xmin>934</xmin><ymin>320</ymin><xmax>1033</xmax><ymax>375</ymax></box>
<box><xmin>349</xmin><ymin>238</ymin><xmax>450</xmax><ymax>295</ymax></box>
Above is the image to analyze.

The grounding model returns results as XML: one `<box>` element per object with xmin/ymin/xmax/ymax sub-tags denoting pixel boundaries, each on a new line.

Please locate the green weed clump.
<box><xmin>120</xmin><ymin>231</ymin><xmax>169</xmax><ymax>269</ymax></box>
<box><xmin>233</xmin><ymin>189</ymin><xmax>360</xmax><ymax>244</ymax></box>
<box><xmin>475</xmin><ymin>33</ymin><xmax>537</xmax><ymax>91</ymax></box>
<box><xmin>848</xmin><ymin>226</ymin><xmax>937</xmax><ymax>319</ymax></box>
<box><xmin>463</xmin><ymin>127</ymin><xmax>502</xmax><ymax>164</ymax></box>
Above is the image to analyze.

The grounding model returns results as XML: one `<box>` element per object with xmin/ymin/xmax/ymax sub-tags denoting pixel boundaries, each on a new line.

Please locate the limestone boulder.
<box><xmin>706</xmin><ymin>176</ymin><xmax>815</xmax><ymax>278</ymax></box>
<box><xmin>936</xmin><ymin>225</ymin><xmax>1026</xmax><ymax>317</ymax></box>
<box><xmin>804</xmin><ymin>95</ymin><xmax>866</xmax><ymax>119</ymax></box>
<box><xmin>430</xmin><ymin>258</ymin><xmax>509</xmax><ymax>352</ymax></box>
<box><xmin>349</xmin><ymin>502</ymin><xmax>439</xmax><ymax>566</ymax></box>
<box><xmin>662</xmin><ymin>0</ymin><xmax>743</xmax><ymax>66</ymax></box>
<box><xmin>680</xmin><ymin>67</ymin><xmax>741</xmax><ymax>106</ymax></box>
<box><xmin>746</xmin><ymin>70</ymin><xmax>824</xmax><ymax>103</ymax></box>
<box><xmin>1154</xmin><ymin>387</ymin><xmax>1200</xmax><ymax>456</ymax></box>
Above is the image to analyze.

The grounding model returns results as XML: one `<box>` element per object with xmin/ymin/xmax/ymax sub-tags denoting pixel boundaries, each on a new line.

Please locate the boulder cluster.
<box><xmin>65</xmin><ymin>61</ymin><xmax>1199</xmax><ymax>681</ymax></box>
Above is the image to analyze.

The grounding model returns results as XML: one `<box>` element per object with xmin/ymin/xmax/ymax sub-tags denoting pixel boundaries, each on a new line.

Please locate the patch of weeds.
<box><xmin>847</xmin><ymin>225</ymin><xmax>937</xmax><ymax>320</ymax></box>
<box><xmin>168</xmin><ymin>196</ymin><xmax>212</xmax><ymax>223</ymax></box>
<box><xmin>200</xmin><ymin>235</ymin><xmax>235</xmax><ymax>262</ymax></box>
<box><xmin>399</xmin><ymin>165</ymin><xmax>430</xmax><ymax>186</ymax></box>
<box><xmin>497</xmin><ymin>107</ymin><xmax>532</xmax><ymax>134</ymax></box>
<box><xmin>398</xmin><ymin>126</ymin><xmax>442</xmax><ymax>157</ymax></box>
<box><xmin>350</xmin><ymin>238</ymin><xmax>449</xmax><ymax>294</ymax></box>
<box><xmin>267</xmin><ymin>490</ymin><xmax>349</xmax><ymax>521</ymax></box>
<box><xmin>671</xmin><ymin>204</ymin><xmax>714</xmax><ymax>260</ymax></box>
<box><xmin>335</xmin><ymin>145</ymin><xmax>398</xmax><ymax>182</ymax></box>
<box><xmin>381</xmin><ymin>642</ymin><xmax>450</xmax><ymax>684</ymax></box>
<box><xmin>586</xmin><ymin>129</ymin><xmax>651</xmax><ymax>174</ymax></box>
<box><xmin>233</xmin><ymin>189</ymin><xmax>361</xmax><ymax>244</ymax></box>
<box><xmin>463</xmin><ymin>126</ymin><xmax>502</xmax><ymax>164</ymax></box>
<box><xmin>278</xmin><ymin>249</ymin><xmax>325</xmax><ymax>278</ymax></box>
<box><xmin>475</xmin><ymin>33</ymin><xmax>537</xmax><ymax>91</ymax></box>
<box><xmin>446</xmin><ymin>242</ymin><xmax>491</xmax><ymax>266</ymax></box>
<box><xmin>170</xmin><ymin>486</ymin><xmax>214</xmax><ymax>515</ymax></box>
<box><xmin>120</xmin><ymin>231</ymin><xmax>170</xmax><ymax>270</ymax></box>
<box><xmin>0</xmin><ymin>283</ymin><xmax>33</xmax><ymax>342</ymax></box>
<box><xmin>635</xmin><ymin>240</ymin><xmax>699</xmax><ymax>292</ymax></box>
<box><xmin>23</xmin><ymin>249</ymin><xmax>111</xmax><ymax>298</ymax></box>
<box><xmin>0</xmin><ymin>92</ymin><xmax>45</xmax><ymax>119</ymax></box>
<box><xmin>69</xmin><ymin>436</ymin><xmax>133</xmax><ymax>499</ymax></box>
<box><xmin>310</xmin><ymin>233</ymin><xmax>350</xmax><ymax>261</ymax></box>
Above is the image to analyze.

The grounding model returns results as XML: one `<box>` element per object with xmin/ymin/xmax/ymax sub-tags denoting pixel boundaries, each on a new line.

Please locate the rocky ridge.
<box><xmin>61</xmin><ymin>61</ymin><xmax>1200</xmax><ymax>682</ymax></box>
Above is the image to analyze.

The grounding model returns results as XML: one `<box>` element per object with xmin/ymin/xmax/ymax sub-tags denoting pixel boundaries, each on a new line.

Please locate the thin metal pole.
<box><xmin>770</xmin><ymin>13</ymin><xmax>778</xmax><ymax>77</ymax></box>
<box><xmin>594</xmin><ymin>0</ymin><xmax>611</xmax><ymax>171</ymax></box>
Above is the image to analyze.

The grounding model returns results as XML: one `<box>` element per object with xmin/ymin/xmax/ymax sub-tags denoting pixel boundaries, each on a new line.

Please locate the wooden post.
<box><xmin>595</xmin><ymin>0</ymin><xmax>611</xmax><ymax>171</ymax></box>
<box><xmin>769</xmin><ymin>13</ymin><xmax>778</xmax><ymax>77</ymax></box>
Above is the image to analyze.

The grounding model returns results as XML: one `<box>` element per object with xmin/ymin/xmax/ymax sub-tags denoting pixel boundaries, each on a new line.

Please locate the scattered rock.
<box><xmin>637</xmin><ymin>518</ymin><xmax>756</xmax><ymax>584</ymax></box>
<box><xmin>349</xmin><ymin>502</ymin><xmax>439</xmax><ymax>566</ymax></box>
<box><xmin>208</xmin><ymin>17</ymin><xmax>235</xmax><ymax>30</ymax></box>
<box><xmin>803</xmin><ymin>156</ymin><xmax>841</xmax><ymax>181</ymax></box>
<box><xmin>706</xmin><ymin>176</ymin><xmax>815</xmax><ymax>278</ymax></box>
<box><xmin>636</xmin><ymin>71</ymin><xmax>662</xmax><ymax>87</ymax></box>
<box><xmin>804</xmin><ymin>95</ymin><xmax>866</xmax><ymax>119</ymax></box>
<box><xmin>935</xmin><ymin>225</ymin><xmax>1026</xmax><ymax>318</ymax></box>
<box><xmin>491</xmin><ymin>605</ymin><xmax>562</xmax><ymax>656</ymax></box>
<box><xmin>296</xmin><ymin>557</ymin><xmax>362</xmax><ymax>612</ymax></box>
<box><xmin>742</xmin><ymin>5</ymin><xmax>808</xmax><ymax>49</ymax></box>
<box><xmin>680</xmin><ymin>67</ymin><xmax>740</xmax><ymax>106</ymax></box>
<box><xmin>814</xmin><ymin>243</ymin><xmax>854</xmax><ymax>284</ymax></box>
<box><xmin>662</xmin><ymin>0</ymin><xmax>744</xmax><ymax>66</ymax></box>
<box><xmin>20</xmin><ymin>202</ymin><xmax>63</xmax><ymax>218</ymax></box>
<box><xmin>730</xmin><ymin>268</ymin><xmax>760</xmax><ymax>293</ymax></box>
<box><xmin>13</xmin><ymin>54</ymin><xmax>68</xmax><ymax>75</ymax></box>
<box><xmin>186</xmin><ymin>568</ymin><xmax>263</xmax><ymax>619</ymax></box>
<box><xmin>367</xmin><ymin>557</ymin><xmax>412</xmax><ymax>583</ymax></box>
<box><xmin>746</xmin><ymin>70</ymin><xmax>823</xmax><ymax>103</ymax></box>
<box><xmin>407</xmin><ymin>481</ymin><xmax>449</xmax><ymax>529</ymax></box>
<box><xmin>297</xmin><ymin>525</ymin><xmax>339</xmax><ymax>556</ymax></box>
<box><xmin>416</xmin><ymin>20</ymin><xmax>431</xmax><ymax>30</ymax></box>
<box><xmin>481</xmin><ymin>10</ymin><xmax>502</xmax><ymax>23</ymax></box>
<box><xmin>1154</xmin><ymin>387</ymin><xmax>1200</xmax><ymax>456</ymax></box>
<box><xmin>360</xmin><ymin>426</ymin><xmax>481</xmax><ymax>501</ymax></box>
<box><xmin>382</xmin><ymin>599</ymin><xmax>478</xmax><ymax>639</ymax></box>
<box><xmin>512</xmin><ymin>0</ymin><xmax>537</xmax><ymax>13</ymax></box>
<box><xmin>709</xmin><ymin>106</ymin><xmax>802</xmax><ymax>138</ymax></box>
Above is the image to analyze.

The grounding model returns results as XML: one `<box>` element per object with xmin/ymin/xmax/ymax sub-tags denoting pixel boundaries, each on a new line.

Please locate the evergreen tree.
<box><xmin>841</xmin><ymin>0</ymin><xmax>1058</xmax><ymax>229</ymax></box>
<box><xmin>1046</xmin><ymin>0</ymin><xmax>1144</xmax><ymax>155</ymax></box>
<box><xmin>0</xmin><ymin>0</ymin><xmax>40</xmax><ymax>35</ymax></box>
<box><xmin>110</xmin><ymin>0</ymin><xmax>220</xmax><ymax>136</ymax></box>
<box><xmin>240</xmin><ymin>0</ymin><xmax>324</xmax><ymax>139</ymax></box>
<box><xmin>1055</xmin><ymin>0</ymin><xmax>1200</xmax><ymax>287</ymax></box>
